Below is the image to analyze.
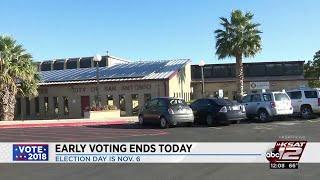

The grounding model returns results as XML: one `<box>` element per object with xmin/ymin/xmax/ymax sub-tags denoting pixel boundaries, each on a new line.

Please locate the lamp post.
<box><xmin>199</xmin><ymin>60</ymin><xmax>205</xmax><ymax>98</ymax></box>
<box><xmin>93</xmin><ymin>54</ymin><xmax>102</xmax><ymax>107</ymax></box>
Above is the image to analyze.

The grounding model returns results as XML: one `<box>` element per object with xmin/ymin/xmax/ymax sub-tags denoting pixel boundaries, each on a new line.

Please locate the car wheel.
<box><xmin>258</xmin><ymin>110</ymin><xmax>270</xmax><ymax>123</ymax></box>
<box><xmin>186</xmin><ymin>122</ymin><xmax>193</xmax><ymax>127</ymax></box>
<box><xmin>138</xmin><ymin>115</ymin><xmax>144</xmax><ymax>126</ymax></box>
<box><xmin>301</xmin><ymin>106</ymin><xmax>313</xmax><ymax>119</ymax></box>
<box><xmin>231</xmin><ymin>120</ymin><xmax>241</xmax><ymax>124</ymax></box>
<box><xmin>206</xmin><ymin>114</ymin><xmax>214</xmax><ymax>126</ymax></box>
<box><xmin>247</xmin><ymin>115</ymin><xmax>255</xmax><ymax>120</ymax></box>
<box><xmin>160</xmin><ymin>117</ymin><xmax>169</xmax><ymax>129</ymax></box>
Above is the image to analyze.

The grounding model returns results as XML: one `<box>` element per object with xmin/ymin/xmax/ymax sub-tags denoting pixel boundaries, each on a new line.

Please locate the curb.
<box><xmin>0</xmin><ymin>120</ymin><xmax>132</xmax><ymax>129</ymax></box>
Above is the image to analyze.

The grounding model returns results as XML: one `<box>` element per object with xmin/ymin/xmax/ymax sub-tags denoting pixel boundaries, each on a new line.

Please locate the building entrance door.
<box><xmin>81</xmin><ymin>96</ymin><xmax>90</xmax><ymax>117</ymax></box>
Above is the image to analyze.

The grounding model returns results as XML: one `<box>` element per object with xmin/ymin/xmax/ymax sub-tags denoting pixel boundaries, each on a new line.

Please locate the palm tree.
<box><xmin>0</xmin><ymin>35</ymin><xmax>39</xmax><ymax>121</ymax></box>
<box><xmin>215</xmin><ymin>10</ymin><xmax>262</xmax><ymax>99</ymax></box>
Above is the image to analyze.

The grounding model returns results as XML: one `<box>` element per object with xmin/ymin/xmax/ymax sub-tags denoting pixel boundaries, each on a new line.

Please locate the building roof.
<box><xmin>39</xmin><ymin>59</ymin><xmax>190</xmax><ymax>85</ymax></box>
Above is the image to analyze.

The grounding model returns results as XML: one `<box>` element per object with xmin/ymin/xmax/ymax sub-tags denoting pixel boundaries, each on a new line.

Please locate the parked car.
<box><xmin>190</xmin><ymin>98</ymin><xmax>246</xmax><ymax>126</ymax></box>
<box><xmin>240</xmin><ymin>92</ymin><xmax>293</xmax><ymax>122</ymax></box>
<box><xmin>138</xmin><ymin>97</ymin><xmax>194</xmax><ymax>128</ymax></box>
<box><xmin>286</xmin><ymin>88</ymin><xmax>320</xmax><ymax>119</ymax></box>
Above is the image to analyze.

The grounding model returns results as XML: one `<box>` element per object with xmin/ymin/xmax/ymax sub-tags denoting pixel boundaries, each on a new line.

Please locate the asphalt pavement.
<box><xmin>0</xmin><ymin>117</ymin><xmax>319</xmax><ymax>180</ymax></box>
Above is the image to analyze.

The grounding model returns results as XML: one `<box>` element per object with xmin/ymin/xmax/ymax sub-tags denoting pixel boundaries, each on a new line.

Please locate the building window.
<box><xmin>284</xmin><ymin>63</ymin><xmax>303</xmax><ymax>75</ymax></box>
<box><xmin>53</xmin><ymin>60</ymin><xmax>65</xmax><ymax>70</ymax></box>
<box><xmin>119</xmin><ymin>95</ymin><xmax>126</xmax><ymax>116</ymax></box>
<box><xmin>80</xmin><ymin>57</ymin><xmax>92</xmax><ymax>68</ymax></box>
<box><xmin>132</xmin><ymin>94</ymin><xmax>139</xmax><ymax>116</ymax></box>
<box><xmin>246</xmin><ymin>64</ymin><xmax>266</xmax><ymax>77</ymax></box>
<box><xmin>191</xmin><ymin>66</ymin><xmax>201</xmax><ymax>79</ymax></box>
<box><xmin>41</xmin><ymin>62</ymin><xmax>52</xmax><ymax>71</ymax></box>
<box><xmin>212</xmin><ymin>65</ymin><xmax>230</xmax><ymax>77</ymax></box>
<box><xmin>266</xmin><ymin>63</ymin><xmax>283</xmax><ymax>76</ymax></box>
<box><xmin>53</xmin><ymin>97</ymin><xmax>59</xmax><ymax>115</ymax></box>
<box><xmin>25</xmin><ymin>98</ymin><xmax>30</xmax><ymax>116</ymax></box>
<box><xmin>224</xmin><ymin>91</ymin><xmax>229</xmax><ymax>98</ymax></box>
<box><xmin>35</xmin><ymin>97</ymin><xmax>39</xmax><ymax>114</ymax></box>
<box><xmin>94</xmin><ymin>56</ymin><xmax>107</xmax><ymax>67</ymax></box>
<box><xmin>203</xmin><ymin>66</ymin><xmax>212</xmax><ymax>78</ymax></box>
<box><xmin>63</xmin><ymin>97</ymin><xmax>69</xmax><ymax>115</ymax></box>
<box><xmin>144</xmin><ymin>94</ymin><xmax>151</xmax><ymax>103</ymax></box>
<box><xmin>44</xmin><ymin>97</ymin><xmax>49</xmax><ymax>113</ymax></box>
<box><xmin>66</xmin><ymin>59</ymin><xmax>78</xmax><ymax>69</ymax></box>
<box><xmin>107</xmin><ymin>95</ymin><xmax>114</xmax><ymax>106</ymax></box>
<box><xmin>16</xmin><ymin>98</ymin><xmax>21</xmax><ymax>116</ymax></box>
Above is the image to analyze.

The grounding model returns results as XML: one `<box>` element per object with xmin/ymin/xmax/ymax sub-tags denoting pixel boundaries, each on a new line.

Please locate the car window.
<box><xmin>252</xmin><ymin>94</ymin><xmax>261</xmax><ymax>102</ymax></box>
<box><xmin>149</xmin><ymin>99</ymin><xmax>158</xmax><ymax>107</ymax></box>
<box><xmin>242</xmin><ymin>95</ymin><xmax>251</xmax><ymax>103</ymax></box>
<box><xmin>169</xmin><ymin>99</ymin><xmax>187</xmax><ymax>107</ymax></box>
<box><xmin>158</xmin><ymin>99</ymin><xmax>167</xmax><ymax>107</ymax></box>
<box><xmin>287</xmin><ymin>91</ymin><xmax>302</xmax><ymax>99</ymax></box>
<box><xmin>304</xmin><ymin>91</ymin><xmax>318</xmax><ymax>98</ymax></box>
<box><xmin>190</xmin><ymin>100</ymin><xmax>201</xmax><ymax>108</ymax></box>
<box><xmin>263</xmin><ymin>94</ymin><xmax>272</xmax><ymax>101</ymax></box>
<box><xmin>213</xmin><ymin>99</ymin><xmax>234</xmax><ymax>106</ymax></box>
<box><xmin>274</xmin><ymin>93</ymin><xmax>290</xmax><ymax>101</ymax></box>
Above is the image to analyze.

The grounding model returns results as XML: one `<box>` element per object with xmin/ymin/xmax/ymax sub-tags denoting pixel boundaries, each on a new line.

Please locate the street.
<box><xmin>0</xmin><ymin>117</ymin><xmax>320</xmax><ymax>180</ymax></box>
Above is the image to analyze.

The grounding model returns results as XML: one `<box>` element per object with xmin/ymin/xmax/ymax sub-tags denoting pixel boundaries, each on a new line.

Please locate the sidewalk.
<box><xmin>0</xmin><ymin>117</ymin><xmax>138</xmax><ymax>129</ymax></box>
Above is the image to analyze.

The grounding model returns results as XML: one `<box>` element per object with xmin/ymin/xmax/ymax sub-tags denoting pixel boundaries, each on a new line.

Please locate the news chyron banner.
<box><xmin>0</xmin><ymin>142</ymin><xmax>320</xmax><ymax>168</ymax></box>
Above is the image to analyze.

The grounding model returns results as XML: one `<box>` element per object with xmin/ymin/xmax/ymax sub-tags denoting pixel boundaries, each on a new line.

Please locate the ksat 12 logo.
<box><xmin>13</xmin><ymin>144</ymin><xmax>49</xmax><ymax>161</ymax></box>
<box><xmin>266</xmin><ymin>141</ymin><xmax>307</xmax><ymax>169</ymax></box>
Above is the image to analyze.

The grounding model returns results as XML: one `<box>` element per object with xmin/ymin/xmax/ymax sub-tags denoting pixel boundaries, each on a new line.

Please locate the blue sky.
<box><xmin>1</xmin><ymin>0</ymin><xmax>319</xmax><ymax>64</ymax></box>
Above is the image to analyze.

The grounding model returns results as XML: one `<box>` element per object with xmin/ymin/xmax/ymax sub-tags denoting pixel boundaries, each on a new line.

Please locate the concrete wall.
<box><xmin>15</xmin><ymin>80</ymin><xmax>168</xmax><ymax>119</ymax></box>
<box><xmin>168</xmin><ymin>63</ymin><xmax>192</xmax><ymax>102</ymax></box>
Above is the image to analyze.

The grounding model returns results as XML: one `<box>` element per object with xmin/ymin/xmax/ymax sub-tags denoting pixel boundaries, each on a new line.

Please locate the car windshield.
<box><xmin>274</xmin><ymin>93</ymin><xmax>290</xmax><ymax>101</ymax></box>
<box><xmin>169</xmin><ymin>99</ymin><xmax>187</xmax><ymax>107</ymax></box>
<box><xmin>213</xmin><ymin>99</ymin><xmax>235</xmax><ymax>106</ymax></box>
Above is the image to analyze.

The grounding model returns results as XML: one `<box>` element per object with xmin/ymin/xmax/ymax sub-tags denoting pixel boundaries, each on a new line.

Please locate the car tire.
<box><xmin>206</xmin><ymin>114</ymin><xmax>214</xmax><ymax>126</ymax></box>
<box><xmin>160</xmin><ymin>117</ymin><xmax>169</xmax><ymax>129</ymax></box>
<box><xmin>301</xmin><ymin>106</ymin><xmax>313</xmax><ymax>119</ymax></box>
<box><xmin>138</xmin><ymin>115</ymin><xmax>144</xmax><ymax>126</ymax></box>
<box><xmin>258</xmin><ymin>110</ymin><xmax>270</xmax><ymax>123</ymax></box>
<box><xmin>186</xmin><ymin>122</ymin><xmax>193</xmax><ymax>127</ymax></box>
<box><xmin>247</xmin><ymin>115</ymin><xmax>255</xmax><ymax>120</ymax></box>
<box><xmin>231</xmin><ymin>120</ymin><xmax>241</xmax><ymax>124</ymax></box>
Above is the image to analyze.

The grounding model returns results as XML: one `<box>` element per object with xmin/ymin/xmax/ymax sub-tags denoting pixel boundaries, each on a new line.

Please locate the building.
<box><xmin>14</xmin><ymin>57</ymin><xmax>308</xmax><ymax>120</ymax></box>
<box><xmin>191</xmin><ymin>61</ymin><xmax>308</xmax><ymax>100</ymax></box>
<box><xmin>15</xmin><ymin>55</ymin><xmax>191</xmax><ymax>120</ymax></box>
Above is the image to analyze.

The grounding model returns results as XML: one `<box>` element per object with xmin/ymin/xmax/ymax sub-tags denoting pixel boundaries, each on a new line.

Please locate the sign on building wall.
<box><xmin>218</xmin><ymin>89</ymin><xmax>223</xmax><ymax>98</ymax></box>
<box><xmin>250</xmin><ymin>82</ymin><xmax>270</xmax><ymax>90</ymax></box>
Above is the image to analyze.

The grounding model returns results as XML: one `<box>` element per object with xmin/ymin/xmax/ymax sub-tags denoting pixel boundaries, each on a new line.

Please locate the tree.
<box><xmin>304</xmin><ymin>50</ymin><xmax>320</xmax><ymax>87</ymax></box>
<box><xmin>215</xmin><ymin>10</ymin><xmax>262</xmax><ymax>98</ymax></box>
<box><xmin>0</xmin><ymin>36</ymin><xmax>39</xmax><ymax>121</ymax></box>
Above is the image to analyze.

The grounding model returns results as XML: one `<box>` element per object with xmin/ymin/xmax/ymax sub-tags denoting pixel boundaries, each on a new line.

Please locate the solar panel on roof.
<box><xmin>39</xmin><ymin>59</ymin><xmax>190</xmax><ymax>83</ymax></box>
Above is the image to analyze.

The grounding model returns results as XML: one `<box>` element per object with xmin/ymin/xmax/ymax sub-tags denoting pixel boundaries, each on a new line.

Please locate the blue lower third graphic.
<box><xmin>13</xmin><ymin>144</ymin><xmax>49</xmax><ymax>161</ymax></box>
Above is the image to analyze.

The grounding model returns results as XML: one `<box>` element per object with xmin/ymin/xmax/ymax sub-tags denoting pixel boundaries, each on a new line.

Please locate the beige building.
<box><xmin>14</xmin><ymin>58</ymin><xmax>309</xmax><ymax>120</ymax></box>
<box><xmin>191</xmin><ymin>61</ymin><xmax>308</xmax><ymax>100</ymax></box>
<box><xmin>14</xmin><ymin>57</ymin><xmax>191</xmax><ymax>120</ymax></box>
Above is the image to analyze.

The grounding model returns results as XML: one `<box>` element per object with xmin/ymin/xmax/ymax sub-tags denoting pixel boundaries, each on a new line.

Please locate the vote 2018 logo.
<box><xmin>13</xmin><ymin>144</ymin><xmax>49</xmax><ymax>161</ymax></box>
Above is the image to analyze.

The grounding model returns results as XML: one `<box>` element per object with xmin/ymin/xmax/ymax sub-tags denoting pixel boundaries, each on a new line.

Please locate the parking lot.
<box><xmin>0</xmin><ymin>117</ymin><xmax>319</xmax><ymax>142</ymax></box>
<box><xmin>0</xmin><ymin>116</ymin><xmax>320</xmax><ymax>180</ymax></box>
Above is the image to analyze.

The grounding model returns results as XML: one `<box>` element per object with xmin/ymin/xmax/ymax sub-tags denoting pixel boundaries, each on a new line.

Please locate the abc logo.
<box><xmin>266</xmin><ymin>152</ymin><xmax>280</xmax><ymax>158</ymax></box>
<box><xmin>265</xmin><ymin>148</ymin><xmax>280</xmax><ymax>162</ymax></box>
